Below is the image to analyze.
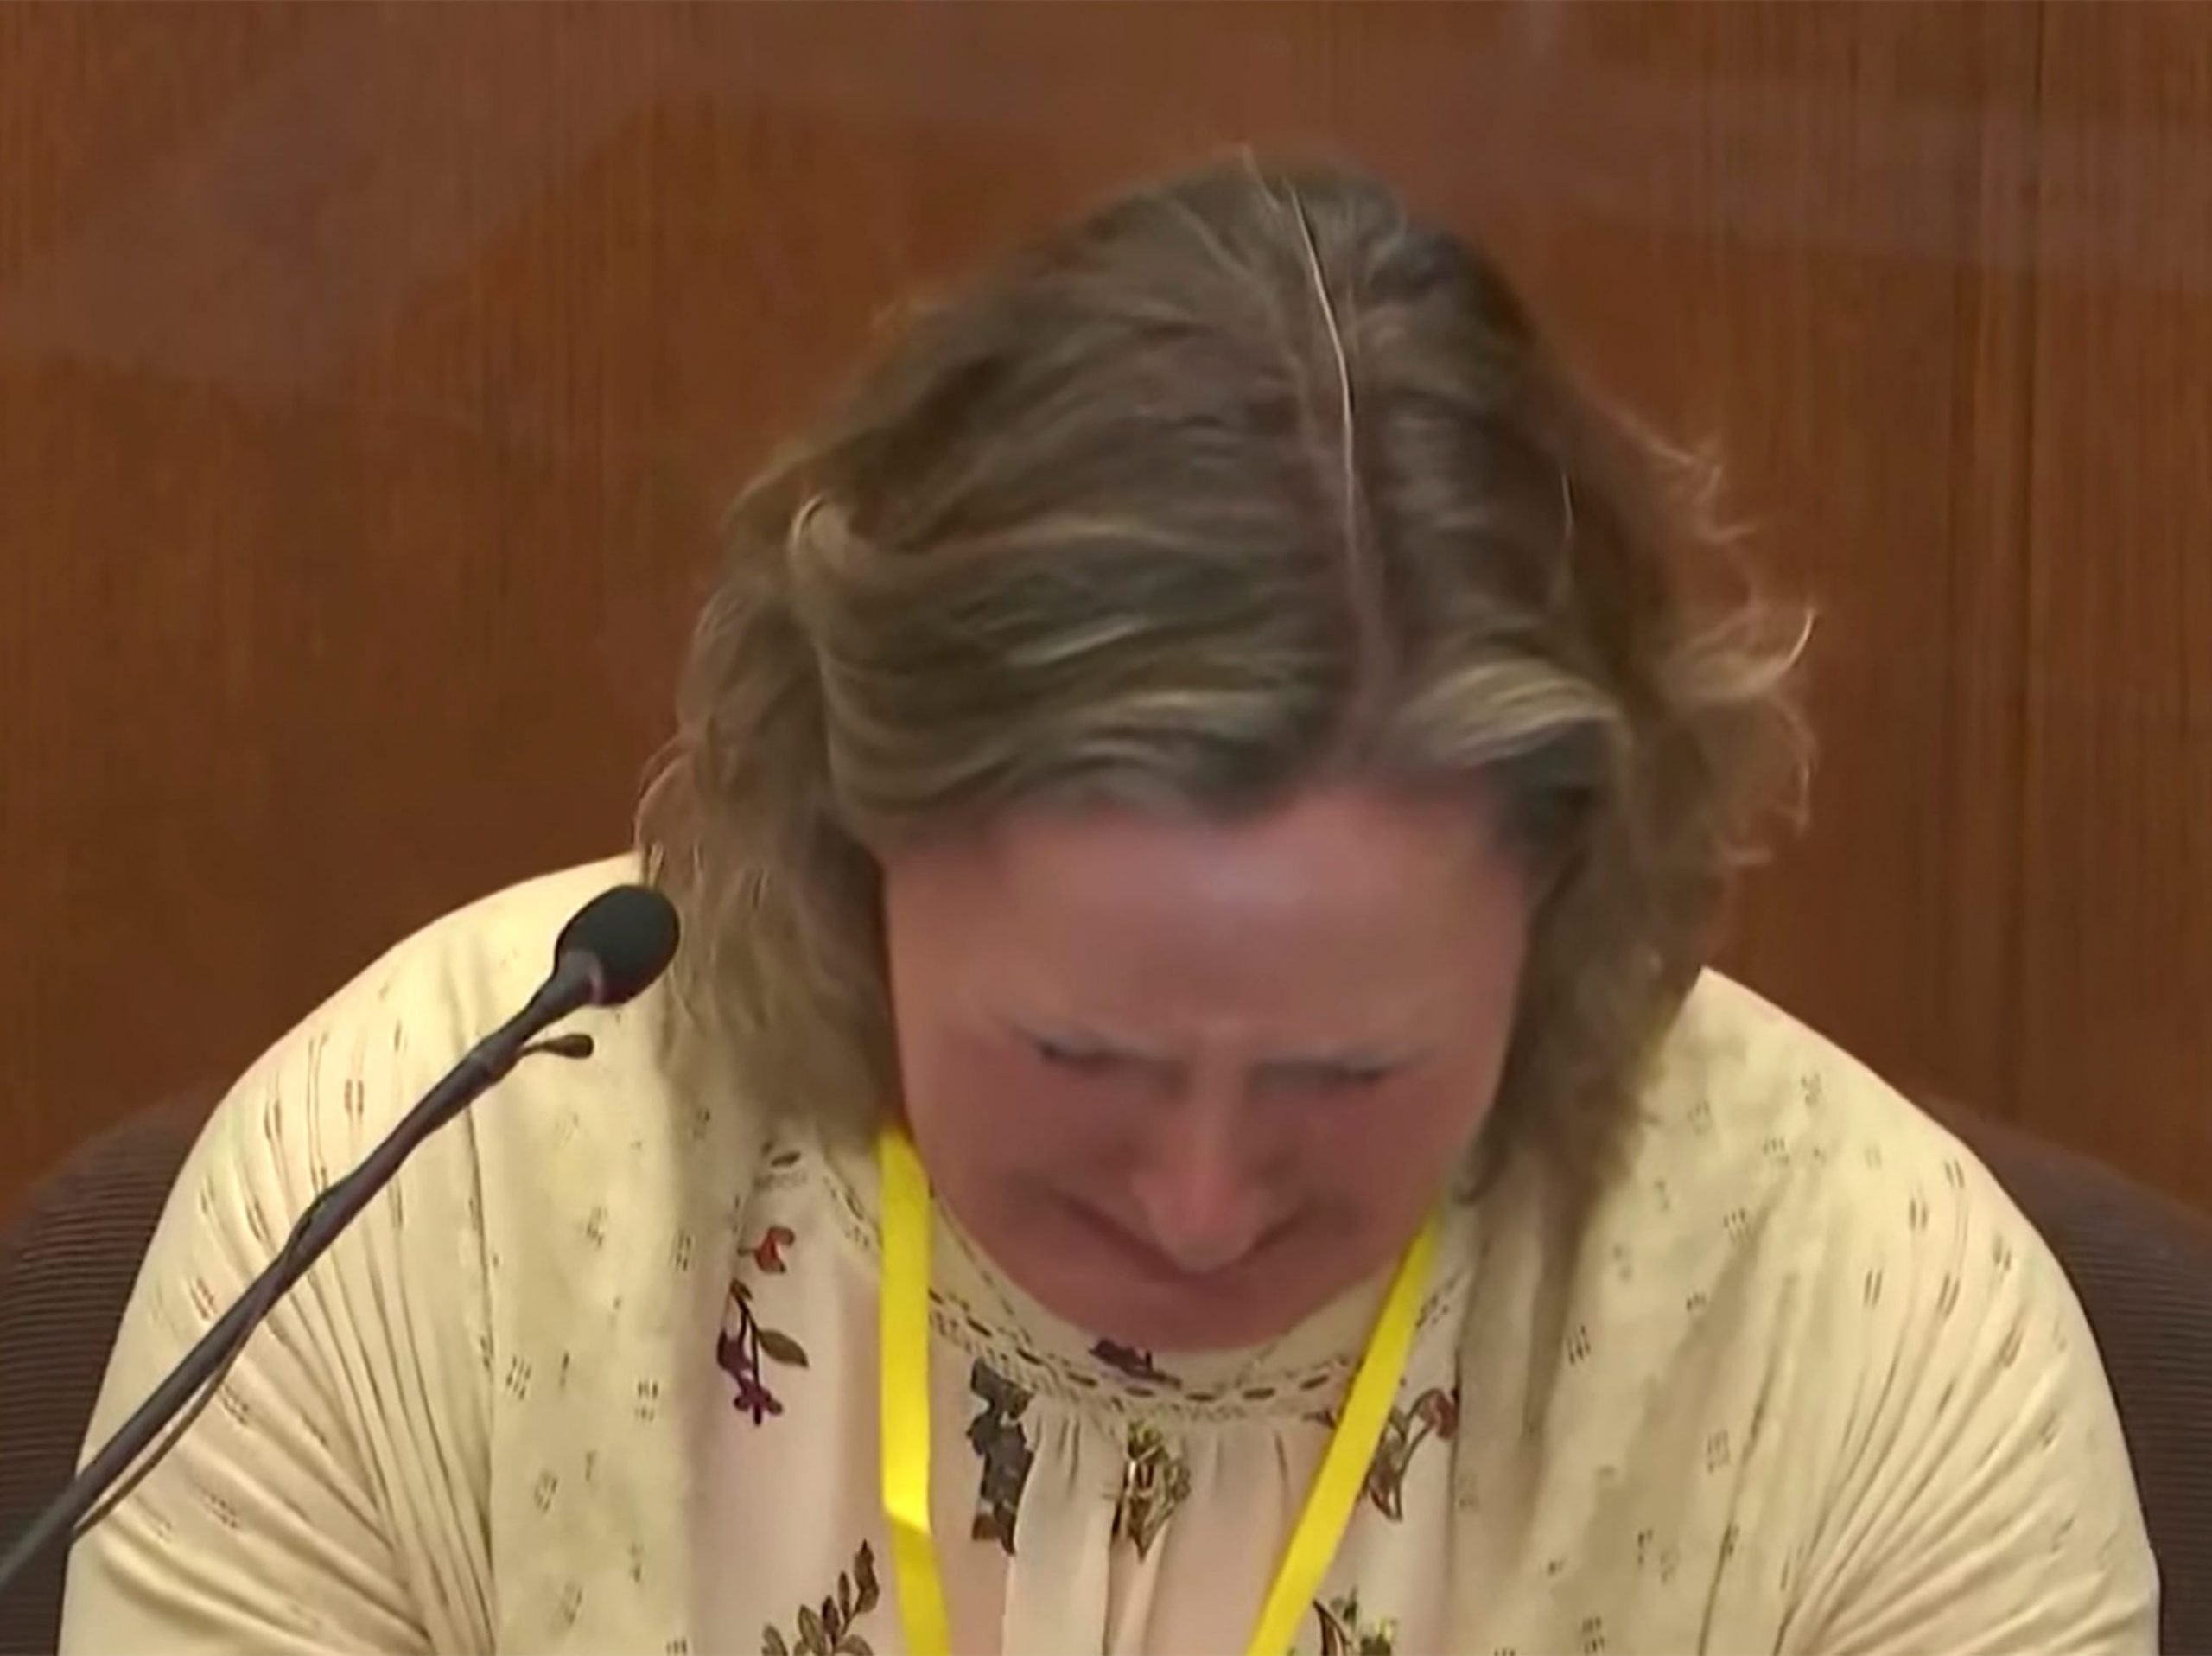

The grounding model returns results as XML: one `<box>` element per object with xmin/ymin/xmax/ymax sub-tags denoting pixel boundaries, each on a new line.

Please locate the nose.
<box><xmin>1126</xmin><ymin>1066</ymin><xmax>1272</xmax><ymax>1275</ymax></box>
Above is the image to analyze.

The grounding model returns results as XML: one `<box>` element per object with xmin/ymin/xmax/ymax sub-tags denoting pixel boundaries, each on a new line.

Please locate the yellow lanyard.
<box><xmin>878</xmin><ymin>1124</ymin><xmax>1438</xmax><ymax>1656</ymax></box>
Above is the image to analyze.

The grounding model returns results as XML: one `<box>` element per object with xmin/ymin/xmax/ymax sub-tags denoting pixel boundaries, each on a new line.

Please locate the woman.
<box><xmin>62</xmin><ymin>158</ymin><xmax>2153</xmax><ymax>1654</ymax></box>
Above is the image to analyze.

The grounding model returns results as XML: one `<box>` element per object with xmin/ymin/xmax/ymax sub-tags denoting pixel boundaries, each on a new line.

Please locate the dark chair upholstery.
<box><xmin>0</xmin><ymin>1091</ymin><xmax>212</xmax><ymax>1656</ymax></box>
<box><xmin>0</xmin><ymin>1093</ymin><xmax>2205</xmax><ymax>1652</ymax></box>
<box><xmin>1943</xmin><ymin>1109</ymin><xmax>2212</xmax><ymax>1656</ymax></box>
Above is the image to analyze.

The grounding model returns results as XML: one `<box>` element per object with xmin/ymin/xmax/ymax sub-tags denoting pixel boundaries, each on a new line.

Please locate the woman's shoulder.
<box><xmin>1462</xmin><ymin>973</ymin><xmax>2152</xmax><ymax>1650</ymax></box>
<box><xmin>317</xmin><ymin>851</ymin><xmax>771</xmax><ymax>1248</ymax></box>
<box><xmin>1622</xmin><ymin>971</ymin><xmax>2125</xmax><ymax>1477</ymax></box>
<box><xmin>62</xmin><ymin>857</ymin><xmax>758</xmax><ymax>1653</ymax></box>
<box><xmin>1603</xmin><ymin>977</ymin><xmax>2157</xmax><ymax>1649</ymax></box>
<box><xmin>1565</xmin><ymin>966</ymin><xmax>2086</xmax><ymax>1387</ymax></box>
<box><xmin>1637</xmin><ymin>969</ymin><xmax>1979</xmax><ymax>1210</ymax></box>
<box><xmin>349</xmin><ymin>853</ymin><xmax>654</xmax><ymax>1033</ymax></box>
<box><xmin>296</xmin><ymin>852</ymin><xmax>762</xmax><ymax>1143</ymax></box>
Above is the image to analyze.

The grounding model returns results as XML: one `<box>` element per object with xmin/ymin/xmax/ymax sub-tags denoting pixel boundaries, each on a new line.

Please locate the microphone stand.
<box><xmin>0</xmin><ymin>957</ymin><xmax>601</xmax><ymax>1601</ymax></box>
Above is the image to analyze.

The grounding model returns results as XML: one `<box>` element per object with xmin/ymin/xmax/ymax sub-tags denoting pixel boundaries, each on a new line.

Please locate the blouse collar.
<box><xmin>802</xmin><ymin>1116</ymin><xmax>1481</xmax><ymax>1422</ymax></box>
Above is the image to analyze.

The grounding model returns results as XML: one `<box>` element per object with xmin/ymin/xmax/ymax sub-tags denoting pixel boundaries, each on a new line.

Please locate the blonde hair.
<box><xmin>639</xmin><ymin>157</ymin><xmax>1807</xmax><ymax>1189</ymax></box>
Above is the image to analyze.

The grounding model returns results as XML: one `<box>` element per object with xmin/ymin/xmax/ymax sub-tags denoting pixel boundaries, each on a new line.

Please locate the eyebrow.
<box><xmin>1010</xmin><ymin>1022</ymin><xmax>1173</xmax><ymax>1065</ymax></box>
<box><xmin>1007</xmin><ymin>1020</ymin><xmax>1426</xmax><ymax>1073</ymax></box>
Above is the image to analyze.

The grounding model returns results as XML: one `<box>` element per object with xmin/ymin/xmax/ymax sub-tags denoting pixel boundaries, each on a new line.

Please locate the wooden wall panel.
<box><xmin>2018</xmin><ymin>4</ymin><xmax>2212</xmax><ymax>1181</ymax></box>
<box><xmin>1</xmin><ymin>3</ymin><xmax>2202</xmax><ymax>1215</ymax></box>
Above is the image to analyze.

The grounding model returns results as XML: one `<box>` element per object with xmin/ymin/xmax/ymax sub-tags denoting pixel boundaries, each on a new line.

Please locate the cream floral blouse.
<box><xmin>62</xmin><ymin>860</ymin><xmax>2157</xmax><ymax>1655</ymax></box>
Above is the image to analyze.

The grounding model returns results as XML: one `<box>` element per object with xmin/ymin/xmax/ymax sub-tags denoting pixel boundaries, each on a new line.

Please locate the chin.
<box><xmin>1042</xmin><ymin>1266</ymin><xmax>1328</xmax><ymax>1355</ymax></box>
<box><xmin>1103</xmin><ymin>1302</ymin><xmax>1304</xmax><ymax>1354</ymax></box>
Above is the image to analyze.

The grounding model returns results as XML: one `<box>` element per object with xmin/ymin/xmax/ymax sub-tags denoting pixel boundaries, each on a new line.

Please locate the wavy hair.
<box><xmin>638</xmin><ymin>156</ymin><xmax>1808</xmax><ymax>1190</ymax></box>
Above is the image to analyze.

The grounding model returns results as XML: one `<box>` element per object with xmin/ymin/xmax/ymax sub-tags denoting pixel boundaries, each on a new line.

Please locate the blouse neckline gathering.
<box><xmin>788</xmin><ymin>1116</ymin><xmax>1483</xmax><ymax>1424</ymax></box>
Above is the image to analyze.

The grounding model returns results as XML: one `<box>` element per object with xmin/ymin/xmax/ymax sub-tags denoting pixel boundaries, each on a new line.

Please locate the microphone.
<box><xmin>543</xmin><ymin>882</ymin><xmax>683</xmax><ymax>1018</ymax></box>
<box><xmin>0</xmin><ymin>883</ymin><xmax>680</xmax><ymax>1600</ymax></box>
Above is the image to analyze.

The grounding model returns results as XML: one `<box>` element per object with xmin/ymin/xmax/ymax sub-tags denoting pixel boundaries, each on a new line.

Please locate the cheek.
<box><xmin>1291</xmin><ymin>1078</ymin><xmax>1497</xmax><ymax>1210</ymax></box>
<box><xmin>899</xmin><ymin>1037</ymin><xmax>1125</xmax><ymax>1179</ymax></box>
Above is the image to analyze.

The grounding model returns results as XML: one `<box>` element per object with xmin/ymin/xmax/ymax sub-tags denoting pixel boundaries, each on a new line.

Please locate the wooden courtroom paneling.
<box><xmin>2015</xmin><ymin>5</ymin><xmax>2212</xmax><ymax>1183</ymax></box>
<box><xmin>0</xmin><ymin>3</ymin><xmax>2201</xmax><ymax>1215</ymax></box>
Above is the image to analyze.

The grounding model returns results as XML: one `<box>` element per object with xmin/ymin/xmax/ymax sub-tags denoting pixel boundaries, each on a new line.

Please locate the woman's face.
<box><xmin>880</xmin><ymin>786</ymin><xmax>1532</xmax><ymax>1353</ymax></box>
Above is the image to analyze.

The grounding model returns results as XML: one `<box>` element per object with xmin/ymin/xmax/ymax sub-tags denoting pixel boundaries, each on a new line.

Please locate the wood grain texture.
<box><xmin>2018</xmin><ymin>3</ymin><xmax>2212</xmax><ymax>1184</ymax></box>
<box><xmin>1</xmin><ymin>2</ymin><xmax>2203</xmax><ymax>1213</ymax></box>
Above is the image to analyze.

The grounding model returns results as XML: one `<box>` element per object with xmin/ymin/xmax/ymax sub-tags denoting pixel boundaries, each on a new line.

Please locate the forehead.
<box><xmin>880</xmin><ymin>787</ymin><xmax>1529</xmax><ymax>1031</ymax></box>
<box><xmin>983</xmin><ymin>787</ymin><xmax>1499</xmax><ymax>910</ymax></box>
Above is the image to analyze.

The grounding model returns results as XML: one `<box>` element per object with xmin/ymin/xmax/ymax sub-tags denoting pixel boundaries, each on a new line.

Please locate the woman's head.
<box><xmin>640</xmin><ymin>156</ymin><xmax>1804</xmax><ymax>1348</ymax></box>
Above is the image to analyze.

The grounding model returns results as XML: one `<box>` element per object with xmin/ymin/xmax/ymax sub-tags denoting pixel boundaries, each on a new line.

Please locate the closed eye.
<box><xmin>1262</xmin><ymin>1057</ymin><xmax>1408</xmax><ymax>1094</ymax></box>
<box><xmin>1030</xmin><ymin>1035</ymin><xmax>1123</xmax><ymax>1074</ymax></box>
<box><xmin>1332</xmin><ymin>1061</ymin><xmax>1398</xmax><ymax>1087</ymax></box>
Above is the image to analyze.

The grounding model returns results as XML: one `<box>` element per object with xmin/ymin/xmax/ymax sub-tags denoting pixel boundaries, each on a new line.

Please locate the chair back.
<box><xmin>0</xmin><ymin>1092</ymin><xmax>212</xmax><ymax>1656</ymax></box>
<box><xmin>1944</xmin><ymin>1108</ymin><xmax>2212</xmax><ymax>1655</ymax></box>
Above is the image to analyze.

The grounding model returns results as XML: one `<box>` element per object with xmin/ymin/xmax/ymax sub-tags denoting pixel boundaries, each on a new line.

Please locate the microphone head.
<box><xmin>554</xmin><ymin>884</ymin><xmax>681</xmax><ymax>1007</ymax></box>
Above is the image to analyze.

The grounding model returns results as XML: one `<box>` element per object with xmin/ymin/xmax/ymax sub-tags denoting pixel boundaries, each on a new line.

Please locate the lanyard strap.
<box><xmin>877</xmin><ymin>1124</ymin><xmax>1438</xmax><ymax>1656</ymax></box>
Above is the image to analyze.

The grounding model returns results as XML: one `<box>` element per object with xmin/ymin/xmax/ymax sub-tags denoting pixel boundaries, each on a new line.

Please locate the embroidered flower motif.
<box><xmin>718</xmin><ymin>1231</ymin><xmax>810</xmax><ymax>1424</ymax></box>
<box><xmin>1090</xmin><ymin>1339</ymin><xmax>1181</xmax><ymax>1388</ymax></box>
<box><xmin>966</xmin><ymin>1360</ymin><xmax>1035</xmax><ymax>1554</ymax></box>
<box><xmin>1313</xmin><ymin>1384</ymin><xmax>1459</xmax><ymax>1521</ymax></box>
<box><xmin>1112</xmin><ymin>1421</ymin><xmax>1192</xmax><ymax>1559</ymax></box>
<box><xmin>761</xmin><ymin>1540</ymin><xmax>880</xmax><ymax>1656</ymax></box>
<box><xmin>751</xmin><ymin>1224</ymin><xmax>796</xmax><ymax>1274</ymax></box>
<box><xmin>1314</xmin><ymin>1589</ymin><xmax>1398</xmax><ymax>1656</ymax></box>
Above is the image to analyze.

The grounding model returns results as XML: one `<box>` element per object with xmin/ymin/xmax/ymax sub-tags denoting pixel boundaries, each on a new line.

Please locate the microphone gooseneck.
<box><xmin>0</xmin><ymin>883</ymin><xmax>681</xmax><ymax>1603</ymax></box>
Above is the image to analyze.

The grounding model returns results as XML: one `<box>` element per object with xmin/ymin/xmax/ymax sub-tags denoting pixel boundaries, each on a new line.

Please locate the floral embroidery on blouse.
<box><xmin>1112</xmin><ymin>1420</ymin><xmax>1192</xmax><ymax>1559</ymax></box>
<box><xmin>1091</xmin><ymin>1339</ymin><xmax>1180</xmax><ymax>1388</ymax></box>
<box><xmin>1313</xmin><ymin>1588</ymin><xmax>1397</xmax><ymax>1656</ymax></box>
<box><xmin>761</xmin><ymin>1540</ymin><xmax>880</xmax><ymax>1656</ymax></box>
<box><xmin>1313</xmin><ymin>1384</ymin><xmax>1459</xmax><ymax>1521</ymax></box>
<box><xmin>967</xmin><ymin>1360</ymin><xmax>1036</xmax><ymax>1555</ymax></box>
<box><xmin>719</xmin><ymin>1226</ymin><xmax>810</xmax><ymax>1424</ymax></box>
